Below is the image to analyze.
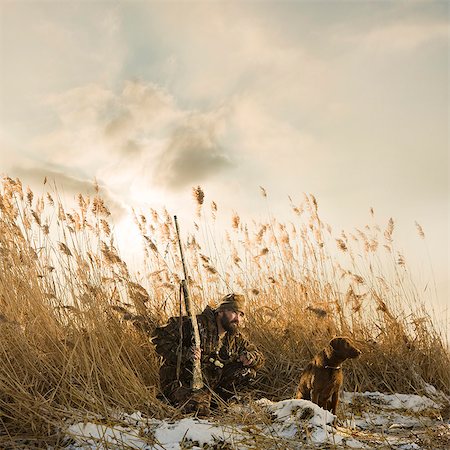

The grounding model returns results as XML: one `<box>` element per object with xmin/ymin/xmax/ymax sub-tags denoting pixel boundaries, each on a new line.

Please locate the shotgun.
<box><xmin>173</xmin><ymin>215</ymin><xmax>204</xmax><ymax>390</ymax></box>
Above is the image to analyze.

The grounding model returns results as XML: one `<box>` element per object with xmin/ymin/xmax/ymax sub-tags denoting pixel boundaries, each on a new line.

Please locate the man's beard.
<box><xmin>221</xmin><ymin>315</ymin><xmax>239</xmax><ymax>335</ymax></box>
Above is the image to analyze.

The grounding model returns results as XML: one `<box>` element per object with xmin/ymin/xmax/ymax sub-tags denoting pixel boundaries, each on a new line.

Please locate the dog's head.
<box><xmin>329</xmin><ymin>337</ymin><xmax>361</xmax><ymax>360</ymax></box>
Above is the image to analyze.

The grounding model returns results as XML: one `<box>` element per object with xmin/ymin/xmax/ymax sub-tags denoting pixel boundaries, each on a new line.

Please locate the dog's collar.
<box><xmin>324</xmin><ymin>365</ymin><xmax>341</xmax><ymax>369</ymax></box>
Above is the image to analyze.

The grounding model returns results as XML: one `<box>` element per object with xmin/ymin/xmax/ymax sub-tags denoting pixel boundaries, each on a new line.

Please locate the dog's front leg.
<box><xmin>330</xmin><ymin>390</ymin><xmax>339</xmax><ymax>415</ymax></box>
<box><xmin>311</xmin><ymin>389</ymin><xmax>320</xmax><ymax>407</ymax></box>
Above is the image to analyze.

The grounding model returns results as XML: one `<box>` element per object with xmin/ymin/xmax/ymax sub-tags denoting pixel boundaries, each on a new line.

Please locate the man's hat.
<box><xmin>216</xmin><ymin>293</ymin><xmax>246</xmax><ymax>314</ymax></box>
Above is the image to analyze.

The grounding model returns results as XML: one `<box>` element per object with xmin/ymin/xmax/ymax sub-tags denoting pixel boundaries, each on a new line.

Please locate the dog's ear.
<box><xmin>325</xmin><ymin>337</ymin><xmax>341</xmax><ymax>358</ymax></box>
<box><xmin>330</xmin><ymin>337</ymin><xmax>344</xmax><ymax>350</ymax></box>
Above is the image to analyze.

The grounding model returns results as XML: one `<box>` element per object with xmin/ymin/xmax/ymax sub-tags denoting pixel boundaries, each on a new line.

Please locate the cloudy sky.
<box><xmin>0</xmin><ymin>1</ymin><xmax>448</xmax><ymax>315</ymax></box>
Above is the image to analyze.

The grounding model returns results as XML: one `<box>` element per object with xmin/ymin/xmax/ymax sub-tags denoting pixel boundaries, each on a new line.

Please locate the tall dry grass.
<box><xmin>0</xmin><ymin>177</ymin><xmax>448</xmax><ymax>445</ymax></box>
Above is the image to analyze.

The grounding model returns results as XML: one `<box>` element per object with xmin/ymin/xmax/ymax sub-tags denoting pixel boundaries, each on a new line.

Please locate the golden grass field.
<box><xmin>0</xmin><ymin>177</ymin><xmax>448</xmax><ymax>447</ymax></box>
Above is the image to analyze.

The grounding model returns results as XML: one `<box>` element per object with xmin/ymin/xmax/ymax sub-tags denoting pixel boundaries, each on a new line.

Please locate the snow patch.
<box><xmin>343</xmin><ymin>391</ymin><xmax>440</xmax><ymax>412</ymax></box>
<box><xmin>67</xmin><ymin>422</ymin><xmax>150</xmax><ymax>449</ymax></box>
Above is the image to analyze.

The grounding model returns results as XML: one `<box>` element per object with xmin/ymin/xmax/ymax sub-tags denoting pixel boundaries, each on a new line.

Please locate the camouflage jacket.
<box><xmin>152</xmin><ymin>306</ymin><xmax>264</xmax><ymax>390</ymax></box>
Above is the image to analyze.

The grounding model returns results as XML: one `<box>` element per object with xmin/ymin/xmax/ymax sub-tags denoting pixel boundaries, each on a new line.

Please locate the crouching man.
<box><xmin>152</xmin><ymin>293</ymin><xmax>264</xmax><ymax>416</ymax></box>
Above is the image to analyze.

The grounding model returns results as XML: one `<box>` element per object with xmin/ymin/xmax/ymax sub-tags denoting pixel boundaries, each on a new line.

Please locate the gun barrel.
<box><xmin>173</xmin><ymin>215</ymin><xmax>204</xmax><ymax>390</ymax></box>
<box><xmin>174</xmin><ymin>215</ymin><xmax>189</xmax><ymax>281</ymax></box>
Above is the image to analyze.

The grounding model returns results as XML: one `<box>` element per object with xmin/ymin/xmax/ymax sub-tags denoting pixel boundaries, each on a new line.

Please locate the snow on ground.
<box><xmin>254</xmin><ymin>398</ymin><xmax>363</xmax><ymax>447</ymax></box>
<box><xmin>65</xmin><ymin>391</ymin><xmax>449</xmax><ymax>449</ymax></box>
<box><xmin>68</xmin><ymin>415</ymin><xmax>245</xmax><ymax>449</ymax></box>
<box><xmin>342</xmin><ymin>391</ymin><xmax>440</xmax><ymax>412</ymax></box>
<box><xmin>340</xmin><ymin>391</ymin><xmax>442</xmax><ymax>432</ymax></box>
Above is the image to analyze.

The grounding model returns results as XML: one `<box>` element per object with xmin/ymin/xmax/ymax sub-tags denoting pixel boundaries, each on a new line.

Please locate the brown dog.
<box><xmin>296</xmin><ymin>337</ymin><xmax>361</xmax><ymax>414</ymax></box>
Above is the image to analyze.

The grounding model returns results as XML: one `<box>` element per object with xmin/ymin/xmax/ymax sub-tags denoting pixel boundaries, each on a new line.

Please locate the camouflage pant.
<box><xmin>159</xmin><ymin>361</ymin><xmax>257</xmax><ymax>415</ymax></box>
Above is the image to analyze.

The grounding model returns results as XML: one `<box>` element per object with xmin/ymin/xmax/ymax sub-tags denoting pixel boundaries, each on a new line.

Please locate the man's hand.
<box><xmin>191</xmin><ymin>346</ymin><xmax>202</xmax><ymax>361</ymax></box>
<box><xmin>239</xmin><ymin>352</ymin><xmax>253</xmax><ymax>367</ymax></box>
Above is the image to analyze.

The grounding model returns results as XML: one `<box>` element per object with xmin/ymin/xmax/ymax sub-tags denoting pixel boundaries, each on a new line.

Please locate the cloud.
<box><xmin>103</xmin><ymin>80</ymin><xmax>180</xmax><ymax>145</ymax></box>
<box><xmin>25</xmin><ymin>79</ymin><xmax>237</xmax><ymax>197</ymax></box>
<box><xmin>10</xmin><ymin>164</ymin><xmax>128</xmax><ymax>219</ymax></box>
<box><xmin>341</xmin><ymin>21</ymin><xmax>448</xmax><ymax>52</ymax></box>
<box><xmin>46</xmin><ymin>84</ymin><xmax>115</xmax><ymax>130</ymax></box>
<box><xmin>143</xmin><ymin>2</ymin><xmax>331</xmax><ymax>110</ymax></box>
<box><xmin>34</xmin><ymin>82</ymin><xmax>170</xmax><ymax>167</ymax></box>
<box><xmin>154</xmin><ymin>113</ymin><xmax>234</xmax><ymax>189</ymax></box>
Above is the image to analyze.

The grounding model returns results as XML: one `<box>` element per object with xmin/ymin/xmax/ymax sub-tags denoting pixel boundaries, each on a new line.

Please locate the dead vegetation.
<box><xmin>0</xmin><ymin>177</ymin><xmax>448</xmax><ymax>445</ymax></box>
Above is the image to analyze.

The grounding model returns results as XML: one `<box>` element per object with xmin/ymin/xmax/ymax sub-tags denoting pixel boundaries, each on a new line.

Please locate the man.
<box><xmin>152</xmin><ymin>293</ymin><xmax>264</xmax><ymax>415</ymax></box>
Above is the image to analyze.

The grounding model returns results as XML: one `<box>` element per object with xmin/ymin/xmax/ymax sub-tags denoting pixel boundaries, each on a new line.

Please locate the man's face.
<box><xmin>219</xmin><ymin>309</ymin><xmax>245</xmax><ymax>334</ymax></box>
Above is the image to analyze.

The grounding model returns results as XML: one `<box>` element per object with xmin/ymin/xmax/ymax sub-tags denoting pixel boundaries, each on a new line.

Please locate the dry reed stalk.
<box><xmin>192</xmin><ymin>185</ymin><xmax>205</xmax><ymax>217</ymax></box>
